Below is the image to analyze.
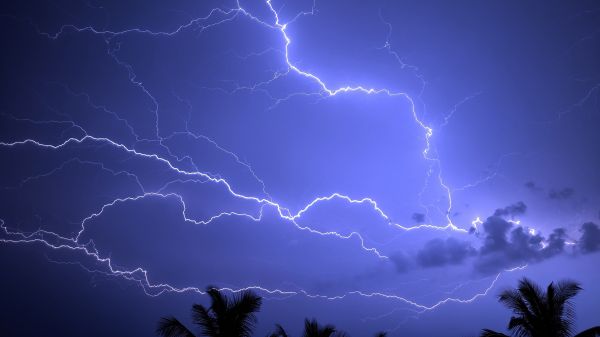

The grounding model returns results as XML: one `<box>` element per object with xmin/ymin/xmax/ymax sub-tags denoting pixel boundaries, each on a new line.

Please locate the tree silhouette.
<box><xmin>157</xmin><ymin>286</ymin><xmax>262</xmax><ymax>337</ymax></box>
<box><xmin>268</xmin><ymin>319</ymin><xmax>349</xmax><ymax>337</ymax></box>
<box><xmin>268</xmin><ymin>324</ymin><xmax>289</xmax><ymax>337</ymax></box>
<box><xmin>480</xmin><ymin>278</ymin><xmax>600</xmax><ymax>337</ymax></box>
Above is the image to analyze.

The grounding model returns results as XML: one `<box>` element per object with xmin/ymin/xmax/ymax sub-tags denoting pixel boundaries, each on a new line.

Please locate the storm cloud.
<box><xmin>578</xmin><ymin>222</ymin><xmax>600</xmax><ymax>253</ymax></box>
<box><xmin>406</xmin><ymin>202</ymin><xmax>585</xmax><ymax>274</ymax></box>
<box><xmin>473</xmin><ymin>215</ymin><xmax>572</xmax><ymax>273</ymax></box>
<box><xmin>411</xmin><ymin>212</ymin><xmax>426</xmax><ymax>223</ymax></box>
<box><xmin>416</xmin><ymin>238</ymin><xmax>476</xmax><ymax>268</ymax></box>
<box><xmin>542</xmin><ymin>228</ymin><xmax>568</xmax><ymax>258</ymax></box>
<box><xmin>493</xmin><ymin>201</ymin><xmax>527</xmax><ymax>217</ymax></box>
<box><xmin>524</xmin><ymin>181</ymin><xmax>543</xmax><ymax>192</ymax></box>
<box><xmin>548</xmin><ymin>187</ymin><xmax>575</xmax><ymax>200</ymax></box>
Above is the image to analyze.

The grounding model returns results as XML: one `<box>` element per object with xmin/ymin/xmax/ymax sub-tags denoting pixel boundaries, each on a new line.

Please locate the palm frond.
<box><xmin>206</xmin><ymin>285</ymin><xmax>228</xmax><ymax>318</ymax></box>
<box><xmin>554</xmin><ymin>280</ymin><xmax>582</xmax><ymax>306</ymax></box>
<box><xmin>303</xmin><ymin>318</ymin><xmax>337</xmax><ymax>337</ymax></box>
<box><xmin>517</xmin><ymin>278</ymin><xmax>545</xmax><ymax>318</ymax></box>
<box><xmin>232</xmin><ymin>289</ymin><xmax>262</xmax><ymax>321</ymax></box>
<box><xmin>191</xmin><ymin>303</ymin><xmax>218</xmax><ymax>336</ymax></box>
<box><xmin>550</xmin><ymin>280</ymin><xmax>581</xmax><ymax>336</ymax></box>
<box><xmin>547</xmin><ymin>282</ymin><xmax>556</xmax><ymax>321</ymax></box>
<box><xmin>320</xmin><ymin>325</ymin><xmax>337</xmax><ymax>337</ymax></box>
<box><xmin>156</xmin><ymin>316</ymin><xmax>196</xmax><ymax>337</ymax></box>
<box><xmin>498</xmin><ymin>289</ymin><xmax>533</xmax><ymax>321</ymax></box>
<box><xmin>507</xmin><ymin>316</ymin><xmax>532</xmax><ymax>337</ymax></box>
<box><xmin>333</xmin><ymin>332</ymin><xmax>350</xmax><ymax>337</ymax></box>
<box><xmin>268</xmin><ymin>323</ymin><xmax>289</xmax><ymax>337</ymax></box>
<box><xmin>480</xmin><ymin>329</ymin><xmax>510</xmax><ymax>337</ymax></box>
<box><xmin>481</xmin><ymin>278</ymin><xmax>590</xmax><ymax>337</ymax></box>
<box><xmin>230</xmin><ymin>289</ymin><xmax>262</xmax><ymax>337</ymax></box>
<box><xmin>574</xmin><ymin>326</ymin><xmax>600</xmax><ymax>337</ymax></box>
<box><xmin>303</xmin><ymin>318</ymin><xmax>319</xmax><ymax>337</ymax></box>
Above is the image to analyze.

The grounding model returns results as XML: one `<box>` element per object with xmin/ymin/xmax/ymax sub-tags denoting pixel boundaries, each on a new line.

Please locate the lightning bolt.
<box><xmin>0</xmin><ymin>0</ymin><xmax>530</xmax><ymax>323</ymax></box>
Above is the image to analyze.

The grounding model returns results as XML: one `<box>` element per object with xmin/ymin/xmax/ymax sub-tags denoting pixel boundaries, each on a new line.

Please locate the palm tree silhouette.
<box><xmin>480</xmin><ymin>278</ymin><xmax>600</xmax><ymax>337</ymax></box>
<box><xmin>157</xmin><ymin>286</ymin><xmax>262</xmax><ymax>337</ymax></box>
<box><xmin>268</xmin><ymin>323</ymin><xmax>289</xmax><ymax>337</ymax></box>
<box><xmin>268</xmin><ymin>319</ymin><xmax>348</xmax><ymax>337</ymax></box>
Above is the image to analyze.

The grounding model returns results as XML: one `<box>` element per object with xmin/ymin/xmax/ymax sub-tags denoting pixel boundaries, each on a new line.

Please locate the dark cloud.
<box><xmin>524</xmin><ymin>181</ymin><xmax>543</xmax><ymax>192</ymax></box>
<box><xmin>475</xmin><ymin>215</ymin><xmax>568</xmax><ymax>274</ymax></box>
<box><xmin>493</xmin><ymin>201</ymin><xmax>527</xmax><ymax>217</ymax></box>
<box><xmin>548</xmin><ymin>187</ymin><xmax>575</xmax><ymax>200</ymax></box>
<box><xmin>416</xmin><ymin>238</ymin><xmax>475</xmax><ymax>268</ymax></box>
<box><xmin>542</xmin><ymin>228</ymin><xmax>567</xmax><ymax>258</ymax></box>
<box><xmin>411</xmin><ymin>212</ymin><xmax>425</xmax><ymax>223</ymax></box>
<box><xmin>479</xmin><ymin>216</ymin><xmax>512</xmax><ymax>253</ymax></box>
<box><xmin>398</xmin><ymin>213</ymin><xmax>569</xmax><ymax>274</ymax></box>
<box><xmin>394</xmin><ymin>202</ymin><xmax>593</xmax><ymax>275</ymax></box>
<box><xmin>578</xmin><ymin>222</ymin><xmax>600</xmax><ymax>253</ymax></box>
<box><xmin>390</xmin><ymin>251</ymin><xmax>412</xmax><ymax>273</ymax></box>
<box><xmin>508</xmin><ymin>227</ymin><xmax>545</xmax><ymax>260</ymax></box>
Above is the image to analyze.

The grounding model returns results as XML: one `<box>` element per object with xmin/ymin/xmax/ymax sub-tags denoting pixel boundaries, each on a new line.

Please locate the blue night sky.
<box><xmin>1</xmin><ymin>1</ymin><xmax>600</xmax><ymax>336</ymax></box>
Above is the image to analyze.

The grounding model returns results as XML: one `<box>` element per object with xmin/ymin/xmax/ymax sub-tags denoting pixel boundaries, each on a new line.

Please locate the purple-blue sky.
<box><xmin>1</xmin><ymin>1</ymin><xmax>600</xmax><ymax>336</ymax></box>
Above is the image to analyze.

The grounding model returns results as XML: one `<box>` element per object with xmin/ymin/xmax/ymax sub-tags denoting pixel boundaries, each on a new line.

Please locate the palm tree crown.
<box><xmin>481</xmin><ymin>278</ymin><xmax>600</xmax><ymax>337</ymax></box>
<box><xmin>157</xmin><ymin>286</ymin><xmax>262</xmax><ymax>337</ymax></box>
<box><xmin>269</xmin><ymin>319</ymin><xmax>349</xmax><ymax>337</ymax></box>
<box><xmin>302</xmin><ymin>319</ymin><xmax>340</xmax><ymax>337</ymax></box>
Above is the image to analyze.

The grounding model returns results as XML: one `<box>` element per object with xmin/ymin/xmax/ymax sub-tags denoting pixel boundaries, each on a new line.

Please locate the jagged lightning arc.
<box><xmin>0</xmin><ymin>0</ymin><xmax>522</xmax><ymax>319</ymax></box>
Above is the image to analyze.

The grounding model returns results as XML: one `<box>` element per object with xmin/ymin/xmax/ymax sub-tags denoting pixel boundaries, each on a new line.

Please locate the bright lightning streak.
<box><xmin>0</xmin><ymin>213</ymin><xmax>528</xmax><ymax>310</ymax></box>
<box><xmin>0</xmin><ymin>0</ymin><xmax>526</xmax><ymax>316</ymax></box>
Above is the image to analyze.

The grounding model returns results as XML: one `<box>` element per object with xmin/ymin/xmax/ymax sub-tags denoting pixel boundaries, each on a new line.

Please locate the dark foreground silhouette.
<box><xmin>157</xmin><ymin>286</ymin><xmax>261</xmax><ymax>337</ymax></box>
<box><xmin>480</xmin><ymin>278</ymin><xmax>600</xmax><ymax>337</ymax></box>
<box><xmin>268</xmin><ymin>319</ymin><xmax>348</xmax><ymax>337</ymax></box>
<box><xmin>267</xmin><ymin>318</ymin><xmax>387</xmax><ymax>337</ymax></box>
<box><xmin>157</xmin><ymin>285</ymin><xmax>385</xmax><ymax>337</ymax></box>
<box><xmin>157</xmin><ymin>279</ymin><xmax>598</xmax><ymax>337</ymax></box>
